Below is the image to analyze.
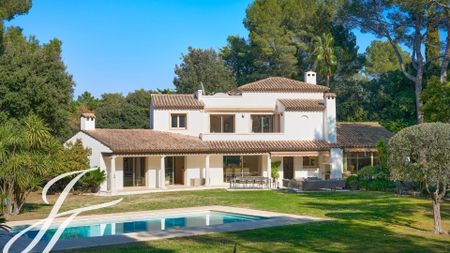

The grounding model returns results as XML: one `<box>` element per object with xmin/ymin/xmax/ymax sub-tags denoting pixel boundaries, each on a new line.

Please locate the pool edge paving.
<box><xmin>1</xmin><ymin>206</ymin><xmax>330</xmax><ymax>252</ymax></box>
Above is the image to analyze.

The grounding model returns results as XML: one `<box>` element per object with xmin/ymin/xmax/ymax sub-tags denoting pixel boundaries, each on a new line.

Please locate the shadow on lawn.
<box><xmin>172</xmin><ymin>221</ymin><xmax>449</xmax><ymax>253</ymax></box>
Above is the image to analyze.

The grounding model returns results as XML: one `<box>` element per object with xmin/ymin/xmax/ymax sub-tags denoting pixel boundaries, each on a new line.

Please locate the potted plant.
<box><xmin>271</xmin><ymin>161</ymin><xmax>281</xmax><ymax>188</ymax></box>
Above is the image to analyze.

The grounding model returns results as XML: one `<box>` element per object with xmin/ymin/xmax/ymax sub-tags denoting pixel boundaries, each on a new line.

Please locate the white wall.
<box><xmin>202</xmin><ymin>92</ymin><xmax>324</xmax><ymax>109</ymax></box>
<box><xmin>150</xmin><ymin>91</ymin><xmax>330</xmax><ymax>141</ymax></box>
<box><xmin>152</xmin><ymin>109</ymin><xmax>205</xmax><ymax>137</ymax></box>
<box><xmin>208</xmin><ymin>155</ymin><xmax>224</xmax><ymax>185</ymax></box>
<box><xmin>146</xmin><ymin>156</ymin><xmax>160</xmax><ymax>188</ymax></box>
<box><xmin>185</xmin><ymin>156</ymin><xmax>203</xmax><ymax>186</ymax></box>
<box><xmin>283</xmin><ymin>111</ymin><xmax>324</xmax><ymax>140</ymax></box>
<box><xmin>65</xmin><ymin>132</ymin><xmax>113</xmax><ymax>192</ymax></box>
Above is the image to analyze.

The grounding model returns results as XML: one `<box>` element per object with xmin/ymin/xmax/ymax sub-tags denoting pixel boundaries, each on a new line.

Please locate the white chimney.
<box><xmin>195</xmin><ymin>82</ymin><xmax>205</xmax><ymax>100</ymax></box>
<box><xmin>305</xmin><ymin>71</ymin><xmax>317</xmax><ymax>84</ymax></box>
<box><xmin>80</xmin><ymin>111</ymin><xmax>96</xmax><ymax>131</ymax></box>
<box><xmin>195</xmin><ymin>89</ymin><xmax>203</xmax><ymax>100</ymax></box>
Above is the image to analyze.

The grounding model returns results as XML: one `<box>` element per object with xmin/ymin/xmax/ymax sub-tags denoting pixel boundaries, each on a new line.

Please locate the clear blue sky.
<box><xmin>6</xmin><ymin>0</ymin><xmax>376</xmax><ymax>98</ymax></box>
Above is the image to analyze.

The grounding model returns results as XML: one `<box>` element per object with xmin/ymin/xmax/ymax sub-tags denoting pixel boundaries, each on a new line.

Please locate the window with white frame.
<box><xmin>171</xmin><ymin>114</ymin><xmax>187</xmax><ymax>129</ymax></box>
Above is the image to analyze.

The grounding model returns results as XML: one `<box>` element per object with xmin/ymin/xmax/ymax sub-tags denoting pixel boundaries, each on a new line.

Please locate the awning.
<box><xmin>270</xmin><ymin>151</ymin><xmax>329</xmax><ymax>157</ymax></box>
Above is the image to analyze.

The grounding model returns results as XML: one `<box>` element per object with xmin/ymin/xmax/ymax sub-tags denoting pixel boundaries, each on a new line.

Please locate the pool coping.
<box><xmin>1</xmin><ymin>206</ymin><xmax>330</xmax><ymax>252</ymax></box>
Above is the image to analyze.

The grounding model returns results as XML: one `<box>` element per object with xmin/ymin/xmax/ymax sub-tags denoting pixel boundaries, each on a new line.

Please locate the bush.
<box><xmin>357</xmin><ymin>166</ymin><xmax>395</xmax><ymax>191</ymax></box>
<box><xmin>345</xmin><ymin>175</ymin><xmax>359</xmax><ymax>190</ymax></box>
<box><xmin>74</xmin><ymin>169</ymin><xmax>106</xmax><ymax>193</ymax></box>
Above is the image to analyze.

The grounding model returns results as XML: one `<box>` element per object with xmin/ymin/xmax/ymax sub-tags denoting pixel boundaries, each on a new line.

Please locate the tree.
<box><xmin>343</xmin><ymin>0</ymin><xmax>450</xmax><ymax>123</ymax></box>
<box><xmin>0</xmin><ymin>27</ymin><xmax>74</xmax><ymax>139</ymax></box>
<box><xmin>77</xmin><ymin>91</ymin><xmax>99</xmax><ymax>111</ymax></box>
<box><xmin>222</xmin><ymin>0</ymin><xmax>362</xmax><ymax>85</ymax></box>
<box><xmin>94</xmin><ymin>90</ymin><xmax>154</xmax><ymax>129</ymax></box>
<box><xmin>331</xmin><ymin>24</ymin><xmax>364</xmax><ymax>81</ymax></box>
<box><xmin>0</xmin><ymin>115</ymin><xmax>61</xmax><ymax>215</ymax></box>
<box><xmin>221</xmin><ymin>35</ymin><xmax>260</xmax><ymax>86</ymax></box>
<box><xmin>123</xmin><ymin>89</ymin><xmax>153</xmax><ymax>128</ymax></box>
<box><xmin>96</xmin><ymin>93</ymin><xmax>128</xmax><ymax>129</ymax></box>
<box><xmin>333</xmin><ymin>79</ymin><xmax>369</xmax><ymax>122</ymax></box>
<box><xmin>388</xmin><ymin>123</ymin><xmax>450</xmax><ymax>234</ymax></box>
<box><xmin>174</xmin><ymin>47</ymin><xmax>236</xmax><ymax>94</ymax></box>
<box><xmin>425</xmin><ymin>4</ymin><xmax>441</xmax><ymax>76</ymax></box>
<box><xmin>244</xmin><ymin>0</ymin><xmax>298</xmax><ymax>77</ymax></box>
<box><xmin>48</xmin><ymin>139</ymin><xmax>91</xmax><ymax>193</ymax></box>
<box><xmin>365</xmin><ymin>71</ymin><xmax>416</xmax><ymax>132</ymax></box>
<box><xmin>0</xmin><ymin>0</ymin><xmax>32</xmax><ymax>55</ymax></box>
<box><xmin>365</xmin><ymin>41</ymin><xmax>411</xmax><ymax>77</ymax></box>
<box><xmin>312</xmin><ymin>33</ymin><xmax>337</xmax><ymax>86</ymax></box>
<box><xmin>422</xmin><ymin>77</ymin><xmax>450</xmax><ymax>122</ymax></box>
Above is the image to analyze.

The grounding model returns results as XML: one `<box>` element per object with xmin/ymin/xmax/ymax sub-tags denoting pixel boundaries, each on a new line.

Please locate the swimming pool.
<box><xmin>13</xmin><ymin>211</ymin><xmax>266</xmax><ymax>241</ymax></box>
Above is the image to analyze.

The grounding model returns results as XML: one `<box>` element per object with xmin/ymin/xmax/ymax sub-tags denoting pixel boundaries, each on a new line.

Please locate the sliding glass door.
<box><xmin>223</xmin><ymin>156</ymin><xmax>261</xmax><ymax>182</ymax></box>
<box><xmin>123</xmin><ymin>157</ymin><xmax>146</xmax><ymax>187</ymax></box>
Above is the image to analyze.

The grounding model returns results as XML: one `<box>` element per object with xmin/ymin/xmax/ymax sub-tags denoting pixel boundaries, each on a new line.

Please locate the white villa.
<box><xmin>66</xmin><ymin>72</ymin><xmax>392</xmax><ymax>194</ymax></box>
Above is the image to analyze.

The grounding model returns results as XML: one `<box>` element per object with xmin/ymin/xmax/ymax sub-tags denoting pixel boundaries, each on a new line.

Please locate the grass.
<box><xmin>8</xmin><ymin>190</ymin><xmax>450</xmax><ymax>252</ymax></box>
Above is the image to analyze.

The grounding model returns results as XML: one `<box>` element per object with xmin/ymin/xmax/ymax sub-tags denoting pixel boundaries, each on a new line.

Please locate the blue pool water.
<box><xmin>14</xmin><ymin>211</ymin><xmax>265</xmax><ymax>241</ymax></box>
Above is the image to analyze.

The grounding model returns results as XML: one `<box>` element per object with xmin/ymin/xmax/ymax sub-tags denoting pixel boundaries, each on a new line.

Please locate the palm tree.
<box><xmin>0</xmin><ymin>115</ymin><xmax>60</xmax><ymax>216</ymax></box>
<box><xmin>312</xmin><ymin>33</ymin><xmax>337</xmax><ymax>86</ymax></box>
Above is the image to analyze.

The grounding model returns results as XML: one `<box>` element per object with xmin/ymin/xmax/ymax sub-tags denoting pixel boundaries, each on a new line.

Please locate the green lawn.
<box><xmin>11</xmin><ymin>190</ymin><xmax>450</xmax><ymax>252</ymax></box>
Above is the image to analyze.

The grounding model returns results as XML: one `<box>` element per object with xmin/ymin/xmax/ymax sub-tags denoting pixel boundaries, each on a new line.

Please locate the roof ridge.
<box><xmin>337</xmin><ymin>122</ymin><xmax>382</xmax><ymax>126</ymax></box>
<box><xmin>232</xmin><ymin>76</ymin><xmax>330</xmax><ymax>93</ymax></box>
<box><xmin>151</xmin><ymin>93</ymin><xmax>194</xmax><ymax>96</ymax></box>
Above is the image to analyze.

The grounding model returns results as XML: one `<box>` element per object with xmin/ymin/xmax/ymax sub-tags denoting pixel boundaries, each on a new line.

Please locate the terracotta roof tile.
<box><xmin>82</xmin><ymin>129</ymin><xmax>209</xmax><ymax>154</ymax></box>
<box><xmin>80</xmin><ymin>122</ymin><xmax>392</xmax><ymax>155</ymax></box>
<box><xmin>337</xmin><ymin>122</ymin><xmax>393</xmax><ymax>148</ymax></box>
<box><xmin>81</xmin><ymin>129</ymin><xmax>336</xmax><ymax>154</ymax></box>
<box><xmin>80</xmin><ymin>106</ymin><xmax>96</xmax><ymax>118</ymax></box>
<box><xmin>231</xmin><ymin>77</ymin><xmax>330</xmax><ymax>93</ymax></box>
<box><xmin>151</xmin><ymin>94</ymin><xmax>204</xmax><ymax>110</ymax></box>
<box><xmin>207</xmin><ymin>140</ymin><xmax>335</xmax><ymax>153</ymax></box>
<box><xmin>278</xmin><ymin>99</ymin><xmax>325</xmax><ymax>111</ymax></box>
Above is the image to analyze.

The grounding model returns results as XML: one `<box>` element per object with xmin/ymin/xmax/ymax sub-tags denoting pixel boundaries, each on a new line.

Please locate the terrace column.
<box><xmin>159</xmin><ymin>155</ymin><xmax>166</xmax><ymax>189</ymax></box>
<box><xmin>110</xmin><ymin>155</ymin><xmax>117</xmax><ymax>194</ymax></box>
<box><xmin>266</xmin><ymin>154</ymin><xmax>272</xmax><ymax>180</ymax></box>
<box><xmin>330</xmin><ymin>148</ymin><xmax>343</xmax><ymax>179</ymax></box>
<box><xmin>204</xmin><ymin>155</ymin><xmax>210</xmax><ymax>186</ymax></box>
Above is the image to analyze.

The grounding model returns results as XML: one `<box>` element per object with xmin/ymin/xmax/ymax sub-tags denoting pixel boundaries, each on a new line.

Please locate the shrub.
<box><xmin>74</xmin><ymin>169</ymin><xmax>106</xmax><ymax>193</ymax></box>
<box><xmin>345</xmin><ymin>175</ymin><xmax>359</xmax><ymax>190</ymax></box>
<box><xmin>357</xmin><ymin>166</ymin><xmax>395</xmax><ymax>191</ymax></box>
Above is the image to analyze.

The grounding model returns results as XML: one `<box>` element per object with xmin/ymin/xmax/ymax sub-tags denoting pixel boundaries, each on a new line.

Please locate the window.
<box><xmin>303</xmin><ymin>157</ymin><xmax>318</xmax><ymax>167</ymax></box>
<box><xmin>171</xmin><ymin>114</ymin><xmax>186</xmax><ymax>129</ymax></box>
<box><xmin>251</xmin><ymin>115</ymin><xmax>274</xmax><ymax>133</ymax></box>
<box><xmin>346</xmin><ymin>152</ymin><xmax>376</xmax><ymax>174</ymax></box>
<box><xmin>210</xmin><ymin>115</ymin><xmax>235</xmax><ymax>133</ymax></box>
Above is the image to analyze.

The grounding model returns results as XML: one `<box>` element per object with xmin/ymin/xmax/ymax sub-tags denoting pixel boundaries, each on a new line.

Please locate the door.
<box><xmin>283</xmin><ymin>157</ymin><xmax>294</xmax><ymax>179</ymax></box>
<box><xmin>174</xmin><ymin>157</ymin><xmax>185</xmax><ymax>185</ymax></box>
<box><xmin>123</xmin><ymin>157</ymin><xmax>146</xmax><ymax>187</ymax></box>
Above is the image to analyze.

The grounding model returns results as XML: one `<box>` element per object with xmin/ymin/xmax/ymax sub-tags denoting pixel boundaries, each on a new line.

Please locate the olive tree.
<box><xmin>388</xmin><ymin>123</ymin><xmax>450</xmax><ymax>234</ymax></box>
